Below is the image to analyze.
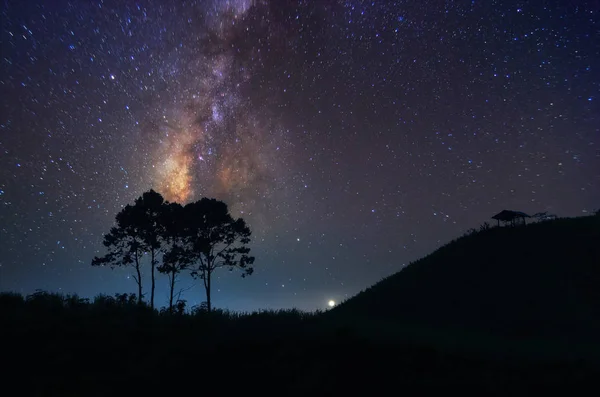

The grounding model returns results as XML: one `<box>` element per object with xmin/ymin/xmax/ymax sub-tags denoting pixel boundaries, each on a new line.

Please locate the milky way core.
<box><xmin>154</xmin><ymin>121</ymin><xmax>196</xmax><ymax>203</ymax></box>
<box><xmin>144</xmin><ymin>1</ymin><xmax>284</xmax><ymax>211</ymax></box>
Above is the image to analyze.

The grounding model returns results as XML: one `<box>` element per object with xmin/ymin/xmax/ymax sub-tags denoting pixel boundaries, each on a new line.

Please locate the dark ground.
<box><xmin>3</xmin><ymin>303</ymin><xmax>597</xmax><ymax>396</ymax></box>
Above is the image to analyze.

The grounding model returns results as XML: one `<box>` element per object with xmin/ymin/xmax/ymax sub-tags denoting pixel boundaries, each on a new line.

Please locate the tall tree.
<box><xmin>159</xmin><ymin>244</ymin><xmax>189</xmax><ymax>313</ymax></box>
<box><xmin>92</xmin><ymin>189</ymin><xmax>169</xmax><ymax>309</ymax></box>
<box><xmin>92</xmin><ymin>205</ymin><xmax>146</xmax><ymax>304</ymax></box>
<box><xmin>131</xmin><ymin>189</ymin><xmax>167</xmax><ymax>309</ymax></box>
<box><xmin>158</xmin><ymin>202</ymin><xmax>189</xmax><ymax>313</ymax></box>
<box><xmin>181</xmin><ymin>198</ymin><xmax>254</xmax><ymax>312</ymax></box>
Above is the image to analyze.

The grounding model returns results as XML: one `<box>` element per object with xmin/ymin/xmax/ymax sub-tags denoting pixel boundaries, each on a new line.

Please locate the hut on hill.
<box><xmin>492</xmin><ymin>210</ymin><xmax>531</xmax><ymax>227</ymax></box>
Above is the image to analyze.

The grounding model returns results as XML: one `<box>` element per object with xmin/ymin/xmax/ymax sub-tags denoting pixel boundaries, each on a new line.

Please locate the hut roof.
<box><xmin>492</xmin><ymin>210</ymin><xmax>531</xmax><ymax>221</ymax></box>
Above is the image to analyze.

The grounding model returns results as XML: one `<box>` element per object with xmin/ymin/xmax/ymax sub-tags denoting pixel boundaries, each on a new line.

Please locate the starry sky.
<box><xmin>1</xmin><ymin>0</ymin><xmax>598</xmax><ymax>311</ymax></box>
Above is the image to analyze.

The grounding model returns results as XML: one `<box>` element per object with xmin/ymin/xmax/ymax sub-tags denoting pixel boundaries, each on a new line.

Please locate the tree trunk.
<box><xmin>169</xmin><ymin>270</ymin><xmax>176</xmax><ymax>313</ymax></box>
<box><xmin>150</xmin><ymin>249</ymin><xmax>156</xmax><ymax>309</ymax></box>
<box><xmin>206</xmin><ymin>270</ymin><xmax>212</xmax><ymax>313</ymax></box>
<box><xmin>135</xmin><ymin>251</ymin><xmax>143</xmax><ymax>305</ymax></box>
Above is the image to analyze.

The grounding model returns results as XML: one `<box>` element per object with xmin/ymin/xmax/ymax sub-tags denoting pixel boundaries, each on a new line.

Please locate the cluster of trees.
<box><xmin>92</xmin><ymin>190</ymin><xmax>254</xmax><ymax>312</ymax></box>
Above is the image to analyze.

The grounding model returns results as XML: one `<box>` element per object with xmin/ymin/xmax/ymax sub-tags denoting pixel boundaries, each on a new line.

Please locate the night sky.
<box><xmin>1</xmin><ymin>0</ymin><xmax>598</xmax><ymax>311</ymax></box>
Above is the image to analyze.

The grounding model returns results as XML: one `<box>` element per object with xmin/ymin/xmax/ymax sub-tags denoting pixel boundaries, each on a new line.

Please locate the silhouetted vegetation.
<box><xmin>169</xmin><ymin>197</ymin><xmax>254</xmax><ymax>312</ymax></box>
<box><xmin>93</xmin><ymin>190</ymin><xmax>254</xmax><ymax>312</ymax></box>
<box><xmin>4</xmin><ymin>215</ymin><xmax>600</xmax><ymax>395</ymax></box>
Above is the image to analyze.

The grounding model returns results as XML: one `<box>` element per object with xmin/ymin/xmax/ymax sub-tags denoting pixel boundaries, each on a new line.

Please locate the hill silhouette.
<box><xmin>327</xmin><ymin>216</ymin><xmax>600</xmax><ymax>359</ymax></box>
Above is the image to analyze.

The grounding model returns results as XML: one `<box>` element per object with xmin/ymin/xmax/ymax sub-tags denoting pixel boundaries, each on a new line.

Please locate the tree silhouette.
<box><xmin>180</xmin><ymin>198</ymin><xmax>254</xmax><ymax>312</ymax></box>
<box><xmin>93</xmin><ymin>192</ymin><xmax>253</xmax><ymax>311</ymax></box>
<box><xmin>92</xmin><ymin>204</ymin><xmax>146</xmax><ymax>304</ymax></box>
<box><xmin>130</xmin><ymin>189</ymin><xmax>168</xmax><ymax>309</ymax></box>
<box><xmin>158</xmin><ymin>202</ymin><xmax>189</xmax><ymax>312</ymax></box>
<box><xmin>159</xmin><ymin>243</ymin><xmax>190</xmax><ymax>313</ymax></box>
<box><xmin>93</xmin><ymin>189</ymin><xmax>168</xmax><ymax>308</ymax></box>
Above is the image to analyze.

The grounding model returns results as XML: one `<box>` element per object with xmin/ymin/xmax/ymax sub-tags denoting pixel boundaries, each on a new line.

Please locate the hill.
<box><xmin>327</xmin><ymin>215</ymin><xmax>600</xmax><ymax>359</ymax></box>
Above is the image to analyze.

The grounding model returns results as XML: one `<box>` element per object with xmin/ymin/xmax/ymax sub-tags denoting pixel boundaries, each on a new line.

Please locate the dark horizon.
<box><xmin>1</xmin><ymin>0</ymin><xmax>599</xmax><ymax>312</ymax></box>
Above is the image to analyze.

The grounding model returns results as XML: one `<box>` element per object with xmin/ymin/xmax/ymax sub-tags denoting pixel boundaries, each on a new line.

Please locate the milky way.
<box><xmin>1</xmin><ymin>0</ymin><xmax>598</xmax><ymax>311</ymax></box>
<box><xmin>141</xmin><ymin>0</ymin><xmax>286</xmax><ymax>213</ymax></box>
